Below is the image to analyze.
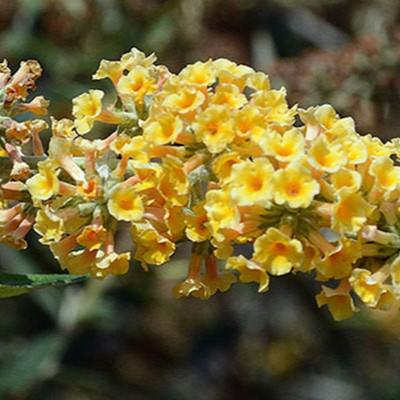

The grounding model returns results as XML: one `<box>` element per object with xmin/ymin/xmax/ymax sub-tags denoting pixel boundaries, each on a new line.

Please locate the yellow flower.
<box><xmin>120</xmin><ymin>47</ymin><xmax>157</xmax><ymax>69</ymax></box>
<box><xmin>259</xmin><ymin>128</ymin><xmax>304</xmax><ymax>162</ymax></box>
<box><xmin>301</xmin><ymin>105</ymin><xmax>356</xmax><ymax>141</ymax></box>
<box><xmin>309</xmin><ymin>135</ymin><xmax>346</xmax><ymax>173</ymax></box>
<box><xmin>193</xmin><ymin>105</ymin><xmax>235</xmax><ymax>154</ymax></box>
<box><xmin>116</xmin><ymin>66</ymin><xmax>157</xmax><ymax>103</ymax></box>
<box><xmin>162</xmin><ymin>85</ymin><xmax>205</xmax><ymax>114</ymax></box>
<box><xmin>201</xmin><ymin>254</ymin><xmax>237</xmax><ymax>296</ymax></box>
<box><xmin>311</xmin><ymin>104</ymin><xmax>337</xmax><ymax>128</ymax></box>
<box><xmin>179</xmin><ymin>60</ymin><xmax>216</xmax><ymax>87</ymax></box>
<box><xmin>51</xmin><ymin>117</ymin><xmax>76</xmax><ymax>139</ymax></box>
<box><xmin>77</xmin><ymin>225</ymin><xmax>107</xmax><ymax>251</ymax></box>
<box><xmin>211</xmin><ymin>151</ymin><xmax>242</xmax><ymax>182</ymax></box>
<box><xmin>272</xmin><ymin>162</ymin><xmax>320</xmax><ymax>208</ymax></box>
<box><xmin>245</xmin><ymin>71</ymin><xmax>270</xmax><ymax>92</ymax></box>
<box><xmin>72</xmin><ymin>89</ymin><xmax>104</xmax><ymax>134</ymax></box>
<box><xmin>362</xmin><ymin>134</ymin><xmax>392</xmax><ymax>158</ymax></box>
<box><xmin>173</xmin><ymin>253</ymin><xmax>209</xmax><ymax>299</ymax></box>
<box><xmin>204</xmin><ymin>270</ymin><xmax>236</xmax><ymax>296</ymax></box>
<box><xmin>116</xmin><ymin>135</ymin><xmax>150</xmax><ymax>163</ymax></box>
<box><xmin>333</xmin><ymin>189</ymin><xmax>375</xmax><ymax>234</ymax></box>
<box><xmin>132</xmin><ymin>224</ymin><xmax>175</xmax><ymax>266</ymax></box>
<box><xmin>107</xmin><ymin>183</ymin><xmax>144</xmax><ymax>222</ymax></box>
<box><xmin>213</xmin><ymin>58</ymin><xmax>254</xmax><ymax>76</ymax></box>
<box><xmin>326</xmin><ymin>117</ymin><xmax>356</xmax><ymax>141</ymax></box>
<box><xmin>300</xmin><ymin>104</ymin><xmax>351</xmax><ymax>140</ymax></box>
<box><xmin>132</xmin><ymin>162</ymin><xmax>161</xmax><ymax>191</ymax></box>
<box><xmin>212</xmin><ymin>239</ymin><xmax>234</xmax><ymax>259</ymax></box>
<box><xmin>316</xmin><ymin>238</ymin><xmax>362</xmax><ymax>280</ymax></box>
<box><xmin>376</xmin><ymin>287</ymin><xmax>396</xmax><ymax>311</ymax></box>
<box><xmin>299</xmin><ymin>241</ymin><xmax>319</xmax><ymax>273</ymax></box>
<box><xmin>369</xmin><ymin>156</ymin><xmax>400</xmax><ymax>192</ymax></box>
<box><xmin>63</xmin><ymin>249</ymin><xmax>96</xmax><ymax>275</ymax></box>
<box><xmin>165</xmin><ymin>205</ymin><xmax>186</xmax><ymax>242</ymax></box>
<box><xmin>226</xmin><ymin>255</ymin><xmax>269</xmax><ymax>292</ymax></box>
<box><xmin>253</xmin><ymin>228</ymin><xmax>303</xmax><ymax>275</ymax></box>
<box><xmin>93</xmin><ymin>251</ymin><xmax>131</xmax><ymax>278</ymax></box>
<box><xmin>93</xmin><ymin>59</ymin><xmax>124</xmax><ymax>84</ymax></box>
<box><xmin>341</xmin><ymin>137</ymin><xmax>368</xmax><ymax>165</ymax></box>
<box><xmin>173</xmin><ymin>278</ymin><xmax>211</xmax><ymax>299</ymax></box>
<box><xmin>62</xmin><ymin>210</ymin><xmax>88</xmax><ymax>235</ymax></box>
<box><xmin>142</xmin><ymin>113</ymin><xmax>183</xmax><ymax>146</ymax></box>
<box><xmin>210</xmin><ymin>83</ymin><xmax>247</xmax><ymax>109</ymax></box>
<box><xmin>213</xmin><ymin>58</ymin><xmax>253</xmax><ymax>88</ymax></box>
<box><xmin>204</xmin><ymin>189</ymin><xmax>240</xmax><ymax>240</ymax></box>
<box><xmin>110</xmin><ymin>133</ymin><xmax>133</xmax><ymax>155</ymax></box>
<box><xmin>158</xmin><ymin>156</ymin><xmax>189</xmax><ymax>206</ymax></box>
<box><xmin>251</xmin><ymin>88</ymin><xmax>296</xmax><ymax>126</ymax></box>
<box><xmin>235</xmin><ymin>104</ymin><xmax>265</xmax><ymax>139</ymax></box>
<box><xmin>227</xmin><ymin>158</ymin><xmax>274</xmax><ymax>206</ymax></box>
<box><xmin>76</xmin><ymin>178</ymin><xmax>101</xmax><ymax>201</ymax></box>
<box><xmin>185</xmin><ymin>202</ymin><xmax>210</xmax><ymax>242</ymax></box>
<box><xmin>34</xmin><ymin>207</ymin><xmax>64</xmax><ymax>244</ymax></box>
<box><xmin>330</xmin><ymin>168</ymin><xmax>362</xmax><ymax>192</ymax></box>
<box><xmin>49</xmin><ymin>232</ymin><xmax>79</xmax><ymax>265</ymax></box>
<box><xmin>26</xmin><ymin>160</ymin><xmax>59</xmax><ymax>201</ymax></box>
<box><xmin>349</xmin><ymin>268</ymin><xmax>383</xmax><ymax>307</ymax></box>
<box><xmin>316</xmin><ymin>285</ymin><xmax>356</xmax><ymax>321</ymax></box>
<box><xmin>388</xmin><ymin>138</ymin><xmax>400</xmax><ymax>159</ymax></box>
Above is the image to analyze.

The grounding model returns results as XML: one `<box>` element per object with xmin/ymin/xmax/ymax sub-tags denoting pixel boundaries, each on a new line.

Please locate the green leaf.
<box><xmin>0</xmin><ymin>271</ymin><xmax>88</xmax><ymax>299</ymax></box>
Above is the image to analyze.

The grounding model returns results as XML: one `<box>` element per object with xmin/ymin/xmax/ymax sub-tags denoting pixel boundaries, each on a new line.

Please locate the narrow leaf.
<box><xmin>0</xmin><ymin>271</ymin><xmax>88</xmax><ymax>299</ymax></box>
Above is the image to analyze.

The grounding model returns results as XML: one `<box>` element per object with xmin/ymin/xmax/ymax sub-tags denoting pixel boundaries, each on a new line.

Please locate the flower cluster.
<box><xmin>2</xmin><ymin>49</ymin><xmax>400</xmax><ymax>320</ymax></box>
<box><xmin>0</xmin><ymin>59</ymin><xmax>49</xmax><ymax>249</ymax></box>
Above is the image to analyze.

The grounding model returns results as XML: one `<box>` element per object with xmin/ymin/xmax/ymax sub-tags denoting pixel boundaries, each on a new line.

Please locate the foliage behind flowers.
<box><xmin>2</xmin><ymin>48</ymin><xmax>400</xmax><ymax>321</ymax></box>
<box><xmin>271</xmin><ymin>31</ymin><xmax>400</xmax><ymax>138</ymax></box>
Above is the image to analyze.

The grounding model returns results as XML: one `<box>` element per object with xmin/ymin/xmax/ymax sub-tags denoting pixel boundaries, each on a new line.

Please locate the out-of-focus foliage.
<box><xmin>272</xmin><ymin>32</ymin><xmax>400</xmax><ymax>138</ymax></box>
<box><xmin>2</xmin><ymin>1</ymin><xmax>400</xmax><ymax>400</ymax></box>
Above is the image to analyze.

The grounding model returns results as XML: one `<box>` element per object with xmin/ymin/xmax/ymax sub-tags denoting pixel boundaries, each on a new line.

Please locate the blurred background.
<box><xmin>1</xmin><ymin>0</ymin><xmax>400</xmax><ymax>399</ymax></box>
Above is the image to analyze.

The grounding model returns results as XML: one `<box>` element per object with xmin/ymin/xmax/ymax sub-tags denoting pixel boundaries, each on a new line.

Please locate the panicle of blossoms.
<box><xmin>0</xmin><ymin>59</ymin><xmax>49</xmax><ymax>249</ymax></box>
<box><xmin>3</xmin><ymin>48</ymin><xmax>400</xmax><ymax>321</ymax></box>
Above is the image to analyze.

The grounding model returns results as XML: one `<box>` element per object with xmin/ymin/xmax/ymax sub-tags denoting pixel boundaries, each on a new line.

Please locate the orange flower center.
<box><xmin>249</xmin><ymin>176</ymin><xmax>263</xmax><ymax>191</ymax></box>
<box><xmin>286</xmin><ymin>182</ymin><xmax>300</xmax><ymax>196</ymax></box>
<box><xmin>272</xmin><ymin>242</ymin><xmax>287</xmax><ymax>255</ymax></box>
<box><xmin>118</xmin><ymin>197</ymin><xmax>134</xmax><ymax>210</ymax></box>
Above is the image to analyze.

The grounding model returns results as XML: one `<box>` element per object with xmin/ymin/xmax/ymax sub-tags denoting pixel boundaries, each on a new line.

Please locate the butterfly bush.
<box><xmin>1</xmin><ymin>48</ymin><xmax>400</xmax><ymax>321</ymax></box>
